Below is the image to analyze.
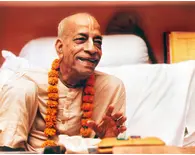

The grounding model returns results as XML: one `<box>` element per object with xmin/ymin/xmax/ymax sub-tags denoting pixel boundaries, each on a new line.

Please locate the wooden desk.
<box><xmin>113</xmin><ymin>146</ymin><xmax>195</xmax><ymax>154</ymax></box>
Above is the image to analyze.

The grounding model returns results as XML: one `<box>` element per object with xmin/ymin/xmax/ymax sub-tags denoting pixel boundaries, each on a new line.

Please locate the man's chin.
<box><xmin>77</xmin><ymin>67</ymin><xmax>95</xmax><ymax>79</ymax></box>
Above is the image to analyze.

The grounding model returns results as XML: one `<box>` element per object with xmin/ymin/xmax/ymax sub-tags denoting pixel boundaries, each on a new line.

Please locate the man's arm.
<box><xmin>89</xmin><ymin>74</ymin><xmax>126</xmax><ymax>138</ymax></box>
<box><xmin>0</xmin><ymin>77</ymin><xmax>38</xmax><ymax>150</ymax></box>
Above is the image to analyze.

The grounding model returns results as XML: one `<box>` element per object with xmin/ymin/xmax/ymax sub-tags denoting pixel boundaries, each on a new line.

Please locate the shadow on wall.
<box><xmin>105</xmin><ymin>12</ymin><xmax>157</xmax><ymax>64</ymax></box>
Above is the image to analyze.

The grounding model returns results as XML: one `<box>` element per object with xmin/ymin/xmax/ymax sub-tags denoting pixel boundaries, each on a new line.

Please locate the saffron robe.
<box><xmin>0</xmin><ymin>68</ymin><xmax>126</xmax><ymax>152</ymax></box>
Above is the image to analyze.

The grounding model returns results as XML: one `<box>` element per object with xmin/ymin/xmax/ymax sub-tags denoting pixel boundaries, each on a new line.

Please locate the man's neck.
<box><xmin>58</xmin><ymin>70</ymin><xmax>85</xmax><ymax>88</ymax></box>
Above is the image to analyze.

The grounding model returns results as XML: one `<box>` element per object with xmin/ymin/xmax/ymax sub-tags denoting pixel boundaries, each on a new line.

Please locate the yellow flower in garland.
<box><xmin>48</xmin><ymin>85</ymin><xmax>58</xmax><ymax>93</ymax></box>
<box><xmin>44</xmin><ymin>128</ymin><xmax>56</xmax><ymax>137</ymax></box>
<box><xmin>46</xmin><ymin>121</ymin><xmax>56</xmax><ymax>128</ymax></box>
<box><xmin>81</xmin><ymin>118</ymin><xmax>91</xmax><ymax>126</ymax></box>
<box><xmin>84</xmin><ymin>86</ymin><xmax>95</xmax><ymax>95</ymax></box>
<box><xmin>48</xmin><ymin>77</ymin><xmax>58</xmax><ymax>85</ymax></box>
<box><xmin>80</xmin><ymin>127</ymin><xmax>92</xmax><ymax>137</ymax></box>
<box><xmin>80</xmin><ymin>74</ymin><xmax>95</xmax><ymax>137</ymax></box>
<box><xmin>81</xmin><ymin>103</ymin><xmax>93</xmax><ymax>111</ymax></box>
<box><xmin>48</xmin><ymin>70</ymin><xmax>59</xmax><ymax>77</ymax></box>
<box><xmin>42</xmin><ymin>59</ymin><xmax>95</xmax><ymax>147</ymax></box>
<box><xmin>45</xmin><ymin>114</ymin><xmax>56</xmax><ymax>121</ymax></box>
<box><xmin>47</xmin><ymin>100</ymin><xmax>58</xmax><ymax>108</ymax></box>
<box><xmin>82</xmin><ymin>95</ymin><xmax>94</xmax><ymax>103</ymax></box>
<box><xmin>41</xmin><ymin>140</ymin><xmax>57</xmax><ymax>148</ymax></box>
<box><xmin>46</xmin><ymin>108</ymin><xmax>57</xmax><ymax>116</ymax></box>
<box><xmin>51</xmin><ymin>59</ymin><xmax>60</xmax><ymax>70</ymax></box>
<box><xmin>48</xmin><ymin>93</ymin><xmax>59</xmax><ymax>101</ymax></box>
<box><xmin>83</xmin><ymin>111</ymin><xmax>93</xmax><ymax>118</ymax></box>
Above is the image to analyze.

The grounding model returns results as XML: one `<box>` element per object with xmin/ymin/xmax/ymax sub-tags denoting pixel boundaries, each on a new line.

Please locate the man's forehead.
<box><xmin>69</xmin><ymin>14</ymin><xmax>100</xmax><ymax>29</ymax></box>
<box><xmin>67</xmin><ymin>22</ymin><xmax>101</xmax><ymax>37</ymax></box>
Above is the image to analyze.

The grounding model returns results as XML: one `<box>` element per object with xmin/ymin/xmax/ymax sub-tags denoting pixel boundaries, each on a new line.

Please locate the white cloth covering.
<box><xmin>97</xmin><ymin>61</ymin><xmax>195</xmax><ymax>146</ymax></box>
<box><xmin>58</xmin><ymin>135</ymin><xmax>101</xmax><ymax>154</ymax></box>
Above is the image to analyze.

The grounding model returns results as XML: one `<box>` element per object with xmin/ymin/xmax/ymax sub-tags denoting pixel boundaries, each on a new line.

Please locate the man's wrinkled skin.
<box><xmin>55</xmin><ymin>13</ymin><xmax>127</xmax><ymax>138</ymax></box>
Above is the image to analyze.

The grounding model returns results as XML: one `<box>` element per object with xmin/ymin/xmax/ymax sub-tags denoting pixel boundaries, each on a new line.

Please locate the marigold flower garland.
<box><xmin>42</xmin><ymin>59</ymin><xmax>95</xmax><ymax>147</ymax></box>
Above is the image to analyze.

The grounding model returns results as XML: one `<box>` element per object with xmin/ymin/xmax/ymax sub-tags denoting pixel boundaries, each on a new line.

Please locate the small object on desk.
<box><xmin>117</xmin><ymin>137</ymin><xmax>128</xmax><ymax>140</ymax></box>
<box><xmin>88</xmin><ymin>146</ymin><xmax>98</xmax><ymax>154</ymax></box>
<box><xmin>130</xmin><ymin>135</ymin><xmax>141</xmax><ymax>139</ymax></box>
<box><xmin>117</xmin><ymin>132</ymin><xmax>128</xmax><ymax>140</ymax></box>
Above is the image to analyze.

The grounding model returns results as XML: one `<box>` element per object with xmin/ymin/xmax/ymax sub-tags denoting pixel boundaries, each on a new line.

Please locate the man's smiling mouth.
<box><xmin>77</xmin><ymin>57</ymin><xmax>99</xmax><ymax>65</ymax></box>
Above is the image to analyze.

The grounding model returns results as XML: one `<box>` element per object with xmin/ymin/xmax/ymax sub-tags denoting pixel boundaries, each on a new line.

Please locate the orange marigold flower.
<box><xmin>82</xmin><ymin>95</ymin><xmax>94</xmax><ymax>103</ymax></box>
<box><xmin>86</xmin><ymin>74</ymin><xmax>95</xmax><ymax>86</ymax></box>
<box><xmin>81</xmin><ymin>119</ymin><xmax>91</xmax><ymax>126</ymax></box>
<box><xmin>41</xmin><ymin>140</ymin><xmax>57</xmax><ymax>148</ymax></box>
<box><xmin>48</xmin><ymin>70</ymin><xmax>59</xmax><ymax>78</ymax></box>
<box><xmin>47</xmin><ymin>100</ymin><xmax>58</xmax><ymax>108</ymax></box>
<box><xmin>84</xmin><ymin>86</ymin><xmax>94</xmax><ymax>95</ymax></box>
<box><xmin>51</xmin><ymin>59</ymin><xmax>60</xmax><ymax>70</ymax></box>
<box><xmin>89</xmin><ymin>74</ymin><xmax>95</xmax><ymax>81</ymax></box>
<box><xmin>44</xmin><ymin>128</ymin><xmax>56</xmax><ymax>137</ymax></box>
<box><xmin>46</xmin><ymin>107</ymin><xmax>57</xmax><ymax>116</ymax></box>
<box><xmin>48</xmin><ymin>77</ymin><xmax>58</xmax><ymax>85</ymax></box>
<box><xmin>80</xmin><ymin>127</ymin><xmax>92</xmax><ymax>137</ymax></box>
<box><xmin>82</xmin><ymin>111</ymin><xmax>92</xmax><ymax>118</ymax></box>
<box><xmin>45</xmin><ymin>115</ymin><xmax>57</xmax><ymax>122</ymax></box>
<box><xmin>48</xmin><ymin>85</ymin><xmax>58</xmax><ymax>93</ymax></box>
<box><xmin>81</xmin><ymin>103</ymin><xmax>93</xmax><ymax>111</ymax></box>
<box><xmin>46</xmin><ymin>121</ymin><xmax>56</xmax><ymax>128</ymax></box>
<box><xmin>48</xmin><ymin>93</ymin><xmax>59</xmax><ymax>101</ymax></box>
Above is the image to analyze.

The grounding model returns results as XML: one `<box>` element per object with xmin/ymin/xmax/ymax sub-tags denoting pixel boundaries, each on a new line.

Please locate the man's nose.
<box><xmin>84</xmin><ymin>40</ymin><xmax>97</xmax><ymax>55</ymax></box>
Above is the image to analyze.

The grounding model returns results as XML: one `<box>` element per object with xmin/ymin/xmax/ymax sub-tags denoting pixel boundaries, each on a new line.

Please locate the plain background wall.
<box><xmin>1</xmin><ymin>1</ymin><xmax>195</xmax><ymax>65</ymax></box>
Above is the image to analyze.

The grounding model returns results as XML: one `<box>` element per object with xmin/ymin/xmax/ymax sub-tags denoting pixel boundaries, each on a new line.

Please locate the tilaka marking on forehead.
<box><xmin>87</xmin><ymin>15</ymin><xmax>95</xmax><ymax>31</ymax></box>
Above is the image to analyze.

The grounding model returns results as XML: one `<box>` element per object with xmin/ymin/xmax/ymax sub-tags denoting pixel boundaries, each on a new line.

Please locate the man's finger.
<box><xmin>106</xmin><ymin>105</ymin><xmax>114</xmax><ymax>117</ymax></box>
<box><xmin>116</xmin><ymin>116</ymin><xmax>127</xmax><ymax>126</ymax></box>
<box><xmin>87</xmin><ymin>120</ymin><xmax>102</xmax><ymax>134</ymax></box>
<box><xmin>103</xmin><ymin>115</ymin><xmax>115</xmax><ymax>126</ymax></box>
<box><xmin>87</xmin><ymin>120</ymin><xmax>108</xmax><ymax>138</ymax></box>
<box><xmin>118</xmin><ymin>126</ymin><xmax>127</xmax><ymax>133</ymax></box>
<box><xmin>113</xmin><ymin>127</ymin><xmax>119</xmax><ymax>136</ymax></box>
<box><xmin>113</xmin><ymin>125</ymin><xmax>127</xmax><ymax>136</ymax></box>
<box><xmin>112</xmin><ymin>112</ymin><xmax>123</xmax><ymax>121</ymax></box>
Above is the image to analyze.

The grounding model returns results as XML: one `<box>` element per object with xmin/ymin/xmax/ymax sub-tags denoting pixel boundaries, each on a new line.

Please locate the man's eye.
<box><xmin>94</xmin><ymin>40</ymin><xmax>102</xmax><ymax>48</ymax></box>
<box><xmin>78</xmin><ymin>38</ymin><xmax>86</xmax><ymax>40</ymax></box>
<box><xmin>74</xmin><ymin>38</ymin><xmax>86</xmax><ymax>43</ymax></box>
<box><xmin>94</xmin><ymin>39</ymin><xmax>102</xmax><ymax>45</ymax></box>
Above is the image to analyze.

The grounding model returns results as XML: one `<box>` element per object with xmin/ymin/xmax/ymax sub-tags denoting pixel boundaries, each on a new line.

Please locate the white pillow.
<box><xmin>19</xmin><ymin>37</ymin><xmax>58</xmax><ymax>69</ymax></box>
<box><xmin>19</xmin><ymin>35</ymin><xmax>149</xmax><ymax>69</ymax></box>
<box><xmin>99</xmin><ymin>34</ymin><xmax>148</xmax><ymax>67</ymax></box>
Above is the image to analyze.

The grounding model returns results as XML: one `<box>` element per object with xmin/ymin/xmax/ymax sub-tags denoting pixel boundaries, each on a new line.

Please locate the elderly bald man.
<box><xmin>0</xmin><ymin>13</ymin><xmax>126</xmax><ymax>153</ymax></box>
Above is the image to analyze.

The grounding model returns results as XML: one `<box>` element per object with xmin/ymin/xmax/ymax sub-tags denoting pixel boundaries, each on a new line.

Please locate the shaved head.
<box><xmin>55</xmin><ymin>12</ymin><xmax>102</xmax><ymax>86</ymax></box>
<box><xmin>58</xmin><ymin>13</ymin><xmax>100</xmax><ymax>38</ymax></box>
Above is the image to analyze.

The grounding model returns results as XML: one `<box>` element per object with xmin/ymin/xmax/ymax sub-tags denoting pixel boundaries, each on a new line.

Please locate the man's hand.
<box><xmin>87</xmin><ymin>105</ymin><xmax>126</xmax><ymax>138</ymax></box>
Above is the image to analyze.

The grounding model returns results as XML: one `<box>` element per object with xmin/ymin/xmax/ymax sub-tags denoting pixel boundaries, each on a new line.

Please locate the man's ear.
<box><xmin>55</xmin><ymin>38</ymin><xmax>63</xmax><ymax>60</ymax></box>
